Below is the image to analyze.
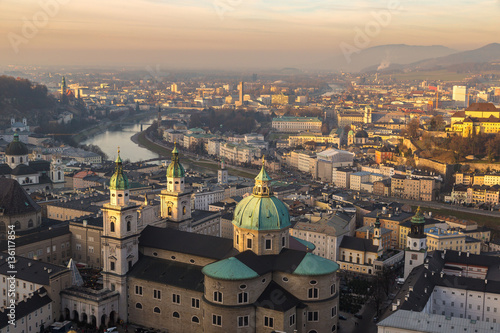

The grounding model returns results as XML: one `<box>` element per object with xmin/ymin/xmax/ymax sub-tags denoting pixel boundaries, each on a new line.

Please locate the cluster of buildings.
<box><xmin>451</xmin><ymin>171</ymin><xmax>500</xmax><ymax>207</ymax></box>
<box><xmin>0</xmin><ymin>146</ymin><xmax>341</xmax><ymax>333</ymax></box>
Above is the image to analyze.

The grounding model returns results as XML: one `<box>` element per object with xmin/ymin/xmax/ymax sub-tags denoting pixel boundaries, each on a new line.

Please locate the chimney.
<box><xmin>366</xmin><ymin>230</ymin><xmax>370</xmax><ymax>239</ymax></box>
<box><xmin>440</xmin><ymin>271</ymin><xmax>444</xmax><ymax>278</ymax></box>
<box><xmin>467</xmin><ymin>251</ymin><xmax>470</xmax><ymax>257</ymax></box>
<box><xmin>485</xmin><ymin>280</ymin><xmax>488</xmax><ymax>284</ymax></box>
<box><xmin>28</xmin><ymin>262</ymin><xmax>31</xmax><ymax>267</ymax></box>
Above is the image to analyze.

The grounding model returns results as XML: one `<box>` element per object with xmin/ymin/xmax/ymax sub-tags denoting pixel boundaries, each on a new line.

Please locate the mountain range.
<box><xmin>324</xmin><ymin>43</ymin><xmax>500</xmax><ymax>73</ymax></box>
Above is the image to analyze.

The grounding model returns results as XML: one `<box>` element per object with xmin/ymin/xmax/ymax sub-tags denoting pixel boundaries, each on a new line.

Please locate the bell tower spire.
<box><xmin>160</xmin><ymin>143</ymin><xmax>192</xmax><ymax>229</ymax></box>
<box><xmin>101</xmin><ymin>147</ymin><xmax>139</xmax><ymax>322</ymax></box>
<box><xmin>404</xmin><ymin>207</ymin><xmax>428</xmax><ymax>280</ymax></box>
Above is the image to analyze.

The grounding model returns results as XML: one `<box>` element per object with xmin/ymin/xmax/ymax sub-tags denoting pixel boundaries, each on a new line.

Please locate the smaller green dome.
<box><xmin>293</xmin><ymin>253</ymin><xmax>340</xmax><ymax>276</ymax></box>
<box><xmin>109</xmin><ymin>149</ymin><xmax>129</xmax><ymax>190</ymax></box>
<box><xmin>166</xmin><ymin>143</ymin><xmax>185</xmax><ymax>178</ymax></box>
<box><xmin>202</xmin><ymin>257</ymin><xmax>259</xmax><ymax>280</ymax></box>
<box><xmin>411</xmin><ymin>207</ymin><xmax>425</xmax><ymax>224</ymax></box>
<box><xmin>6</xmin><ymin>133</ymin><xmax>28</xmax><ymax>156</ymax></box>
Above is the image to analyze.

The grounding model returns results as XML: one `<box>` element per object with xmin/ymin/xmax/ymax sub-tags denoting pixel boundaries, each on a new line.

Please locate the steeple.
<box><xmin>166</xmin><ymin>142</ymin><xmax>186</xmax><ymax>193</ymax></box>
<box><xmin>218</xmin><ymin>157</ymin><xmax>228</xmax><ymax>185</ymax></box>
<box><xmin>160</xmin><ymin>142</ymin><xmax>192</xmax><ymax>224</ymax></box>
<box><xmin>253</xmin><ymin>156</ymin><xmax>272</xmax><ymax>197</ymax></box>
<box><xmin>61</xmin><ymin>76</ymin><xmax>67</xmax><ymax>104</ymax></box>
<box><xmin>109</xmin><ymin>148</ymin><xmax>130</xmax><ymax>206</ymax></box>
<box><xmin>409</xmin><ymin>206</ymin><xmax>425</xmax><ymax>238</ymax></box>
<box><xmin>404</xmin><ymin>206</ymin><xmax>428</xmax><ymax>279</ymax></box>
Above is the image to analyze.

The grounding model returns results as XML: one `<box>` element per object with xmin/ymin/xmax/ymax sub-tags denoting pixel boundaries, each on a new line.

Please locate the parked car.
<box><xmin>354</xmin><ymin>314</ymin><xmax>363</xmax><ymax>320</ymax></box>
<box><xmin>106</xmin><ymin>328</ymin><xmax>117</xmax><ymax>333</ymax></box>
<box><xmin>339</xmin><ymin>315</ymin><xmax>347</xmax><ymax>320</ymax></box>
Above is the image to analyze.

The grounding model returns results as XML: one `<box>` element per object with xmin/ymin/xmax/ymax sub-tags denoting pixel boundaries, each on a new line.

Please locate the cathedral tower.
<box><xmin>159</xmin><ymin>143</ymin><xmax>192</xmax><ymax>230</ymax></box>
<box><xmin>404</xmin><ymin>207</ymin><xmax>427</xmax><ymax>280</ymax></box>
<box><xmin>218</xmin><ymin>157</ymin><xmax>228</xmax><ymax>185</ymax></box>
<box><xmin>101</xmin><ymin>149</ymin><xmax>139</xmax><ymax>321</ymax></box>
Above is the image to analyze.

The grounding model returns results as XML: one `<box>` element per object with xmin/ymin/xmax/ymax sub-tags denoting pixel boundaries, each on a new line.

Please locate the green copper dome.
<box><xmin>233</xmin><ymin>162</ymin><xmax>290</xmax><ymax>231</ymax></box>
<box><xmin>233</xmin><ymin>195</ymin><xmax>291</xmax><ymax>230</ymax></box>
<box><xmin>202</xmin><ymin>257</ymin><xmax>259</xmax><ymax>281</ymax></box>
<box><xmin>6</xmin><ymin>133</ymin><xmax>28</xmax><ymax>156</ymax></box>
<box><xmin>166</xmin><ymin>143</ymin><xmax>185</xmax><ymax>178</ymax></box>
<box><xmin>411</xmin><ymin>207</ymin><xmax>425</xmax><ymax>224</ymax></box>
<box><xmin>109</xmin><ymin>149</ymin><xmax>129</xmax><ymax>190</ymax></box>
<box><xmin>293</xmin><ymin>253</ymin><xmax>340</xmax><ymax>276</ymax></box>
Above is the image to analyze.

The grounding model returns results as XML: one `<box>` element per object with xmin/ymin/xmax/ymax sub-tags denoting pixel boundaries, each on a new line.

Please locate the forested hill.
<box><xmin>0</xmin><ymin>75</ymin><xmax>56</xmax><ymax>127</ymax></box>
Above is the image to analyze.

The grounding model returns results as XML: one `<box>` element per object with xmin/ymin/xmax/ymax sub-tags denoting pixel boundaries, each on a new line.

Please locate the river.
<box><xmin>322</xmin><ymin>83</ymin><xmax>344</xmax><ymax>97</ymax></box>
<box><xmin>81</xmin><ymin>121</ymin><xmax>217</xmax><ymax>175</ymax></box>
<box><xmin>82</xmin><ymin>123</ymin><xmax>159</xmax><ymax>162</ymax></box>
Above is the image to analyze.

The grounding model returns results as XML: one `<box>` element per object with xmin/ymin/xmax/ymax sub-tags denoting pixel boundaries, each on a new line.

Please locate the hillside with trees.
<box><xmin>0</xmin><ymin>75</ymin><xmax>56</xmax><ymax>128</ymax></box>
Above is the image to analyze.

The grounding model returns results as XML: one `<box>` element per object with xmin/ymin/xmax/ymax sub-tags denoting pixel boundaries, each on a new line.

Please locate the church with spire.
<box><xmin>404</xmin><ymin>207</ymin><xmax>427</xmax><ymax>280</ymax></box>
<box><xmin>56</xmin><ymin>145</ymin><xmax>341</xmax><ymax>332</ymax></box>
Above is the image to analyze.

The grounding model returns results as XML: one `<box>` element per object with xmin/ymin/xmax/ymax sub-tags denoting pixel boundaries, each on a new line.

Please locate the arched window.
<box><xmin>14</xmin><ymin>221</ymin><xmax>21</xmax><ymax>230</ymax></box>
<box><xmin>58</xmin><ymin>171</ymin><xmax>61</xmax><ymax>180</ymax></box>
<box><xmin>332</xmin><ymin>325</ymin><xmax>336</xmax><ymax>332</ymax></box>
<box><xmin>127</xmin><ymin>221</ymin><xmax>131</xmax><ymax>232</ymax></box>
<box><xmin>191</xmin><ymin>316</ymin><xmax>199</xmax><ymax>323</ymax></box>
<box><xmin>308</xmin><ymin>288</ymin><xmax>319</xmax><ymax>299</ymax></box>
<box><xmin>11</xmin><ymin>157</ymin><xmax>14</xmax><ymax>163</ymax></box>
<box><xmin>183</xmin><ymin>206</ymin><xmax>186</xmax><ymax>215</ymax></box>
<box><xmin>172</xmin><ymin>312</ymin><xmax>180</xmax><ymax>318</ymax></box>
<box><xmin>110</xmin><ymin>222</ymin><xmax>115</xmax><ymax>232</ymax></box>
<box><xmin>237</xmin><ymin>292</ymin><xmax>248</xmax><ymax>304</ymax></box>
<box><xmin>213</xmin><ymin>291</ymin><xmax>223</xmax><ymax>303</ymax></box>
<box><xmin>135</xmin><ymin>303</ymin><xmax>142</xmax><ymax>309</ymax></box>
<box><xmin>168</xmin><ymin>207</ymin><xmax>172</xmax><ymax>216</ymax></box>
<box><xmin>28</xmin><ymin>219</ymin><xmax>33</xmax><ymax>228</ymax></box>
<box><xmin>153</xmin><ymin>307</ymin><xmax>160</xmax><ymax>314</ymax></box>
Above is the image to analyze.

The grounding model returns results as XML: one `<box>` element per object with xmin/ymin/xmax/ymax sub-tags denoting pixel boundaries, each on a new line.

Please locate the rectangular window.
<box><xmin>264</xmin><ymin>316</ymin><xmax>274</xmax><ymax>328</ymax></box>
<box><xmin>308</xmin><ymin>288</ymin><xmax>319</xmax><ymax>299</ymax></box>
<box><xmin>265</xmin><ymin>239</ymin><xmax>272</xmax><ymax>250</ymax></box>
<box><xmin>289</xmin><ymin>314</ymin><xmax>296</xmax><ymax>326</ymax></box>
<box><xmin>213</xmin><ymin>291</ymin><xmax>223</xmax><ymax>303</ymax></box>
<box><xmin>308</xmin><ymin>311</ymin><xmax>319</xmax><ymax>322</ymax></box>
<box><xmin>172</xmin><ymin>294</ymin><xmax>180</xmax><ymax>304</ymax></box>
<box><xmin>135</xmin><ymin>286</ymin><xmax>143</xmax><ymax>295</ymax></box>
<box><xmin>212</xmin><ymin>314</ymin><xmax>222</xmax><ymax>327</ymax></box>
<box><xmin>237</xmin><ymin>316</ymin><xmax>249</xmax><ymax>327</ymax></box>
<box><xmin>110</xmin><ymin>262</ymin><xmax>115</xmax><ymax>271</ymax></box>
<box><xmin>247</xmin><ymin>238</ymin><xmax>252</xmax><ymax>249</ymax></box>
<box><xmin>153</xmin><ymin>289</ymin><xmax>161</xmax><ymax>300</ymax></box>
<box><xmin>191</xmin><ymin>298</ymin><xmax>200</xmax><ymax>309</ymax></box>
<box><xmin>332</xmin><ymin>306</ymin><xmax>337</xmax><ymax>317</ymax></box>
<box><xmin>238</xmin><ymin>292</ymin><xmax>248</xmax><ymax>304</ymax></box>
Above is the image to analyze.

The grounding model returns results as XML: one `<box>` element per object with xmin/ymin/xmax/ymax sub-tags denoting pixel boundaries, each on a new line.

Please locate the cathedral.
<box><xmin>59</xmin><ymin>144</ymin><xmax>340</xmax><ymax>332</ymax></box>
<box><xmin>0</xmin><ymin>133</ymin><xmax>64</xmax><ymax>194</ymax></box>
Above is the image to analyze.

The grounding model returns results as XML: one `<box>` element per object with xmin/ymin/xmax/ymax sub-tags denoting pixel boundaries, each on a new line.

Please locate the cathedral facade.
<box><xmin>62</xmin><ymin>146</ymin><xmax>340</xmax><ymax>332</ymax></box>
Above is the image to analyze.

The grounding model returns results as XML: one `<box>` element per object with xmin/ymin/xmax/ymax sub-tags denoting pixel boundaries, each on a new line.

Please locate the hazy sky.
<box><xmin>0</xmin><ymin>0</ymin><xmax>499</xmax><ymax>69</ymax></box>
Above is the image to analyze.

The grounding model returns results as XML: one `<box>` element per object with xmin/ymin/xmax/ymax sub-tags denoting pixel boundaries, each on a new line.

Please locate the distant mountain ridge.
<box><xmin>406</xmin><ymin>43</ymin><xmax>500</xmax><ymax>70</ymax></box>
<box><xmin>328</xmin><ymin>44</ymin><xmax>457</xmax><ymax>72</ymax></box>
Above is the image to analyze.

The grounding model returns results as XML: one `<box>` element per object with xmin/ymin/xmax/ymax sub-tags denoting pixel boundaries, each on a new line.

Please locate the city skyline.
<box><xmin>0</xmin><ymin>0</ymin><xmax>499</xmax><ymax>69</ymax></box>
